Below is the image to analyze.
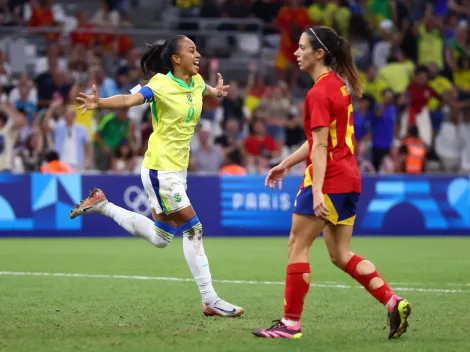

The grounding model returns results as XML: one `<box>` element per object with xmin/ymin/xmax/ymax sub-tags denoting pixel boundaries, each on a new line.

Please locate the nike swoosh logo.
<box><xmin>214</xmin><ymin>307</ymin><xmax>237</xmax><ymax>314</ymax></box>
<box><xmin>82</xmin><ymin>207</ymin><xmax>92</xmax><ymax>212</ymax></box>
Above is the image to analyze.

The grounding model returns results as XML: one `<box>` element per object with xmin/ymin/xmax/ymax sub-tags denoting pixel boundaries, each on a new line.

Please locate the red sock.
<box><xmin>283</xmin><ymin>263</ymin><xmax>310</xmax><ymax>321</ymax></box>
<box><xmin>345</xmin><ymin>254</ymin><xmax>394</xmax><ymax>305</ymax></box>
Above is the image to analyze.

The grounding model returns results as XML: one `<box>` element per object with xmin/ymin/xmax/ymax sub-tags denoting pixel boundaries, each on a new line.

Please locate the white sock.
<box><xmin>182</xmin><ymin>223</ymin><xmax>218</xmax><ymax>305</ymax></box>
<box><xmin>281</xmin><ymin>318</ymin><xmax>300</xmax><ymax>327</ymax></box>
<box><xmin>100</xmin><ymin>201</ymin><xmax>169</xmax><ymax>248</ymax></box>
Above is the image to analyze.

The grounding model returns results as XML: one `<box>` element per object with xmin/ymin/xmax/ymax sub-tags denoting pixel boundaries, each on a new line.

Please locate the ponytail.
<box><xmin>306</xmin><ymin>27</ymin><xmax>363</xmax><ymax>97</ymax></box>
<box><xmin>334</xmin><ymin>37</ymin><xmax>363</xmax><ymax>97</ymax></box>
<box><xmin>140</xmin><ymin>35</ymin><xmax>186</xmax><ymax>78</ymax></box>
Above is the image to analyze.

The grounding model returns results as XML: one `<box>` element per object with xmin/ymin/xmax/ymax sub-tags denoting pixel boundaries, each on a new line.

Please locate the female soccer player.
<box><xmin>71</xmin><ymin>35</ymin><xmax>244</xmax><ymax>317</ymax></box>
<box><xmin>252</xmin><ymin>27</ymin><xmax>411</xmax><ymax>339</ymax></box>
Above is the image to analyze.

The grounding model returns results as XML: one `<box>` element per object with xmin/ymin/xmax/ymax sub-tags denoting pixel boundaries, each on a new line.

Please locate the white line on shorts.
<box><xmin>0</xmin><ymin>271</ymin><xmax>468</xmax><ymax>294</ymax></box>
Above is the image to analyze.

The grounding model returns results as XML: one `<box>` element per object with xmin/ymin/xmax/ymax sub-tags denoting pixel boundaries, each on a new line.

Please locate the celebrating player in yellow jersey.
<box><xmin>70</xmin><ymin>35</ymin><xmax>244</xmax><ymax>317</ymax></box>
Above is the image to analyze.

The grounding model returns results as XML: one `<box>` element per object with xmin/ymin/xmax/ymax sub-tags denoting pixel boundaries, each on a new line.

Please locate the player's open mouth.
<box><xmin>194</xmin><ymin>60</ymin><xmax>200</xmax><ymax>70</ymax></box>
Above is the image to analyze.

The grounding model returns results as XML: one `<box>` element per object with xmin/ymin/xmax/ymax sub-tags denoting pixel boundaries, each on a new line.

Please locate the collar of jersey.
<box><xmin>167</xmin><ymin>71</ymin><xmax>194</xmax><ymax>90</ymax></box>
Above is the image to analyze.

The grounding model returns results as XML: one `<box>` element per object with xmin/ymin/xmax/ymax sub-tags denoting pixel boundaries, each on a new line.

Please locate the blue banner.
<box><xmin>0</xmin><ymin>173</ymin><xmax>469</xmax><ymax>237</ymax></box>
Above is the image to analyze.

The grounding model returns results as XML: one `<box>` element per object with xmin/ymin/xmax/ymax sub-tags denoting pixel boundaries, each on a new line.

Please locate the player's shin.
<box><xmin>101</xmin><ymin>202</ymin><xmax>171</xmax><ymax>248</ymax></box>
<box><xmin>180</xmin><ymin>216</ymin><xmax>218</xmax><ymax>305</ymax></box>
<box><xmin>344</xmin><ymin>254</ymin><xmax>399</xmax><ymax>306</ymax></box>
<box><xmin>282</xmin><ymin>263</ymin><xmax>310</xmax><ymax>327</ymax></box>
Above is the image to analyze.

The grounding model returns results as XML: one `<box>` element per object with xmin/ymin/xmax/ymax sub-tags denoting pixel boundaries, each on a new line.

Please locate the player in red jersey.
<box><xmin>252</xmin><ymin>26</ymin><xmax>411</xmax><ymax>340</ymax></box>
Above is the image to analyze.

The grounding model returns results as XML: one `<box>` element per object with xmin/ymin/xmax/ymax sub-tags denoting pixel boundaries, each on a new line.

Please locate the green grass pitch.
<box><xmin>0</xmin><ymin>237</ymin><xmax>469</xmax><ymax>352</ymax></box>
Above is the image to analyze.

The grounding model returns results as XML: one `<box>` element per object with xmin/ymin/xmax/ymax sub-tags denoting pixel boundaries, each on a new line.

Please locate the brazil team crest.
<box><xmin>173</xmin><ymin>193</ymin><xmax>182</xmax><ymax>203</ymax></box>
<box><xmin>186</xmin><ymin>93</ymin><xmax>192</xmax><ymax>102</ymax></box>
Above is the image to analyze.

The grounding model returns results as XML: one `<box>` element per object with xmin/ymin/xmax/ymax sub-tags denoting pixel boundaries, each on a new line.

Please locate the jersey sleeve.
<box><xmin>307</xmin><ymin>90</ymin><xmax>330</xmax><ymax>130</ymax></box>
<box><xmin>142</xmin><ymin>74</ymin><xmax>162</xmax><ymax>103</ymax></box>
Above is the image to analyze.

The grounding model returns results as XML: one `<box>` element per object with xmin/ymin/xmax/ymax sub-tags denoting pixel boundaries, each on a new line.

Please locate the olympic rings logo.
<box><xmin>123</xmin><ymin>186</ymin><xmax>151</xmax><ymax>216</ymax></box>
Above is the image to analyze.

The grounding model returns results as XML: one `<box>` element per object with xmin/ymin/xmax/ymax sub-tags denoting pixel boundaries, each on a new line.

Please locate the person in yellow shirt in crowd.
<box><xmin>379</xmin><ymin>50</ymin><xmax>415</xmax><ymax>94</ymax></box>
<box><xmin>453</xmin><ymin>56</ymin><xmax>470</xmax><ymax>115</ymax></box>
<box><xmin>360</xmin><ymin>64</ymin><xmax>389</xmax><ymax>103</ymax></box>
<box><xmin>307</xmin><ymin>0</ymin><xmax>350</xmax><ymax>37</ymax></box>
<box><xmin>427</xmin><ymin>63</ymin><xmax>457</xmax><ymax>136</ymax></box>
<box><xmin>417</xmin><ymin>15</ymin><xmax>444</xmax><ymax>70</ymax></box>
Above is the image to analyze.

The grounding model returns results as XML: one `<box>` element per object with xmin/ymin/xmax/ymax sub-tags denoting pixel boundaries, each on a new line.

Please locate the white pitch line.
<box><xmin>0</xmin><ymin>271</ymin><xmax>468</xmax><ymax>294</ymax></box>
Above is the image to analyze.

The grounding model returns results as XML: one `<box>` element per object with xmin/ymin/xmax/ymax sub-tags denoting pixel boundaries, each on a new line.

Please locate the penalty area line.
<box><xmin>0</xmin><ymin>271</ymin><xmax>468</xmax><ymax>294</ymax></box>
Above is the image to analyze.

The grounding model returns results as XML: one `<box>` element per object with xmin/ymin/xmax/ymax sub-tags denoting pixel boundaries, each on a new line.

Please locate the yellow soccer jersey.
<box><xmin>141</xmin><ymin>72</ymin><xmax>205</xmax><ymax>171</ymax></box>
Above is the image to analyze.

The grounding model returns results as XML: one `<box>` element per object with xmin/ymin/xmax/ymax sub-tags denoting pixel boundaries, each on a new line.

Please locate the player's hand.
<box><xmin>76</xmin><ymin>84</ymin><xmax>99</xmax><ymax>114</ymax></box>
<box><xmin>215</xmin><ymin>73</ymin><xmax>230</xmax><ymax>98</ymax></box>
<box><xmin>313</xmin><ymin>189</ymin><xmax>330</xmax><ymax>220</ymax></box>
<box><xmin>265</xmin><ymin>164</ymin><xmax>288</xmax><ymax>190</ymax></box>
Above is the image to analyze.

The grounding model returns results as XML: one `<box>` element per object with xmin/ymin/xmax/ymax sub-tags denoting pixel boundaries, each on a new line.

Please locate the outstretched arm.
<box><xmin>76</xmin><ymin>84</ymin><xmax>145</xmax><ymax>114</ymax></box>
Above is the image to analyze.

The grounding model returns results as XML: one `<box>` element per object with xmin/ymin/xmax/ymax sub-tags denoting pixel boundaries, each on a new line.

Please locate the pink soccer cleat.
<box><xmin>252</xmin><ymin>320</ymin><xmax>303</xmax><ymax>339</ymax></box>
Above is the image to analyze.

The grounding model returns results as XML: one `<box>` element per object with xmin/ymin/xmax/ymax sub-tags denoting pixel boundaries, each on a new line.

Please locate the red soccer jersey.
<box><xmin>303</xmin><ymin>71</ymin><xmax>361</xmax><ymax>194</ymax></box>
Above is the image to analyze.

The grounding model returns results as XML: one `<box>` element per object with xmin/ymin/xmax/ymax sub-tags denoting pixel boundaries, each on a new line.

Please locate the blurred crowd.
<box><xmin>0</xmin><ymin>0</ymin><xmax>470</xmax><ymax>175</ymax></box>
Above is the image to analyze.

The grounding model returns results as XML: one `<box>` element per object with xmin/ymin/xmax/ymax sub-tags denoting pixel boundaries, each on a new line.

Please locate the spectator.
<box><xmin>354</xmin><ymin>94</ymin><xmax>373</xmax><ymax>145</ymax></box>
<box><xmin>307</xmin><ymin>0</ymin><xmax>337</xmax><ymax>27</ymax></box>
<box><xmin>221</xmin><ymin>80</ymin><xmax>244</xmax><ymax>126</ymax></box>
<box><xmin>398</xmin><ymin>125</ymin><xmax>427</xmax><ymax>174</ymax></box>
<box><xmin>190</xmin><ymin>121</ymin><xmax>224</xmax><ymax>174</ymax></box>
<box><xmin>435</xmin><ymin>114</ymin><xmax>461</xmax><ymax>173</ymax></box>
<box><xmin>390</xmin><ymin>0</ymin><xmax>418</xmax><ymax>62</ymax></box>
<box><xmin>453</xmin><ymin>56</ymin><xmax>470</xmax><ymax>115</ymax></box>
<box><xmin>90</xmin><ymin>65</ymin><xmax>119</xmax><ymax>99</ymax></box>
<box><xmin>349</xmin><ymin>12</ymin><xmax>373</xmax><ymax>69</ymax></box>
<box><xmin>417</xmin><ymin>14</ymin><xmax>444</xmax><ymax>70</ymax></box>
<box><xmin>372</xmin><ymin>19</ymin><xmax>394</xmax><ymax>69</ymax></box>
<box><xmin>244</xmin><ymin>118</ymin><xmax>279</xmax><ymax>169</ymax></box>
<box><xmin>215</xmin><ymin>118</ymin><xmax>244</xmax><ymax>165</ymax></box>
<box><xmin>28</xmin><ymin>0</ymin><xmax>64</xmax><ymax>41</ymax></box>
<box><xmin>70</xmin><ymin>11</ymin><xmax>97</xmax><ymax>49</ymax></box>
<box><xmin>428</xmin><ymin>62</ymin><xmax>456</xmax><ymax>136</ymax></box>
<box><xmin>8</xmin><ymin>72</ymin><xmax>38</xmax><ymax>107</ymax></box>
<box><xmin>256</xmin><ymin>82</ymin><xmax>291</xmax><ymax>143</ymax></box>
<box><xmin>34</xmin><ymin>42</ymin><xmax>67</xmax><ymax>77</ymax></box>
<box><xmin>94</xmin><ymin>109</ymin><xmax>130</xmax><ymax>171</ymax></box>
<box><xmin>36</xmin><ymin>68</ymin><xmax>72</xmax><ymax>110</ymax></box>
<box><xmin>361</xmin><ymin>64</ymin><xmax>389</xmax><ymax>104</ymax></box>
<box><xmin>20</xmin><ymin>131</ymin><xmax>43</xmax><ymax>172</ymax></box>
<box><xmin>445</xmin><ymin>20</ymin><xmax>470</xmax><ymax>73</ymax></box>
<box><xmin>12</xmin><ymin>81</ymin><xmax>37</xmax><ymax>126</ymax></box>
<box><xmin>400</xmin><ymin>65</ymin><xmax>439</xmax><ymax>146</ymax></box>
<box><xmin>53</xmin><ymin>105</ymin><xmax>91</xmax><ymax>172</ymax></box>
<box><xmin>111</xmin><ymin>140</ymin><xmax>135</xmax><ymax>173</ymax></box>
<box><xmin>0</xmin><ymin>104</ymin><xmax>26</xmax><ymax>171</ymax></box>
<box><xmin>284</xmin><ymin>101</ymin><xmax>304</xmax><ymax>151</ymax></box>
<box><xmin>243</xmin><ymin>63</ymin><xmax>266</xmax><ymax>117</ymax></box>
<box><xmin>379</xmin><ymin>50</ymin><xmax>415</xmax><ymax>94</ymax></box>
<box><xmin>370</xmin><ymin>89</ymin><xmax>398</xmax><ymax>172</ymax></box>
<box><xmin>275</xmin><ymin>0</ymin><xmax>311</xmax><ymax>85</ymax></box>
<box><xmin>40</xmin><ymin>150</ymin><xmax>74</xmax><ymax>174</ymax></box>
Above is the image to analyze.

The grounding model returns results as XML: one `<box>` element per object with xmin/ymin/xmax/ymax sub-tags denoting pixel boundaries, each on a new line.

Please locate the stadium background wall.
<box><xmin>0</xmin><ymin>173</ymin><xmax>469</xmax><ymax>237</ymax></box>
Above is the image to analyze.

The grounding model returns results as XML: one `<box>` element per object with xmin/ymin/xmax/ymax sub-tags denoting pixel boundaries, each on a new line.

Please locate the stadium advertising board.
<box><xmin>0</xmin><ymin>173</ymin><xmax>468</xmax><ymax>236</ymax></box>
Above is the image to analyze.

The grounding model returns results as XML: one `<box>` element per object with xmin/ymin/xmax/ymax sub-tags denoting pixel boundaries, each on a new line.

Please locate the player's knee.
<box><xmin>330</xmin><ymin>252</ymin><xmax>353</xmax><ymax>270</ymax></box>
<box><xmin>154</xmin><ymin>220</ymin><xmax>176</xmax><ymax>248</ymax></box>
<box><xmin>356</xmin><ymin>260</ymin><xmax>375</xmax><ymax>275</ymax></box>
<box><xmin>180</xmin><ymin>216</ymin><xmax>203</xmax><ymax>241</ymax></box>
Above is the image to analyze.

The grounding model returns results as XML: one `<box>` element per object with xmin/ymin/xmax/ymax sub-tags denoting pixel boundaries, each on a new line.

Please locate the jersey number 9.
<box><xmin>186</xmin><ymin>106</ymin><xmax>195</xmax><ymax>123</ymax></box>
